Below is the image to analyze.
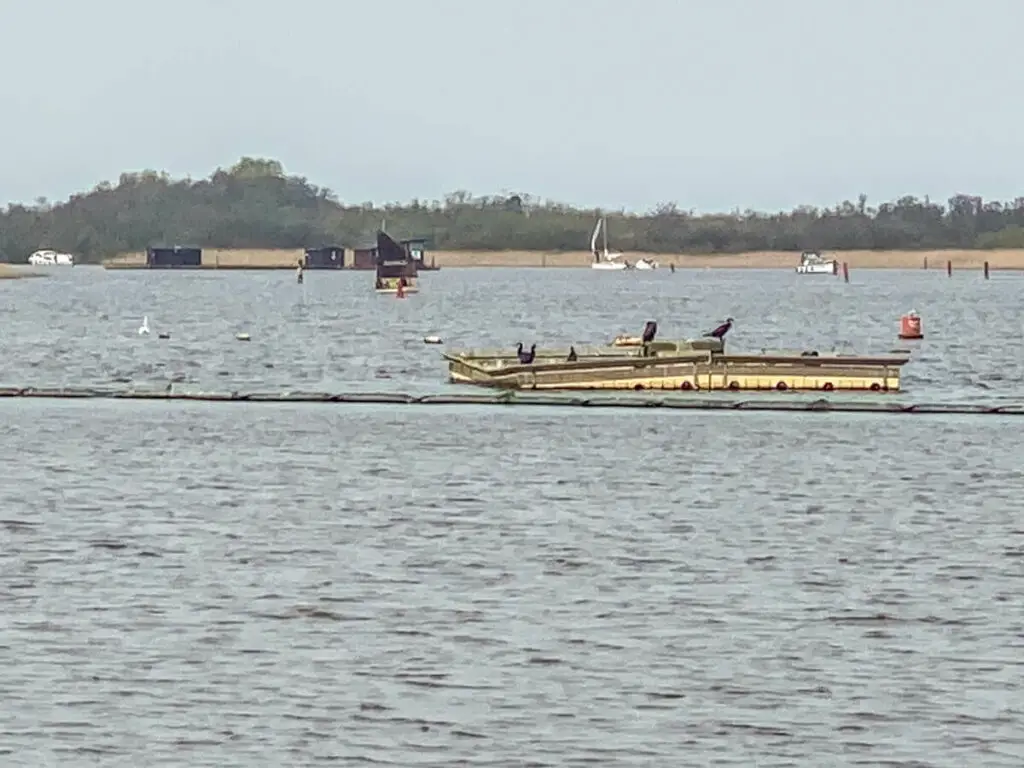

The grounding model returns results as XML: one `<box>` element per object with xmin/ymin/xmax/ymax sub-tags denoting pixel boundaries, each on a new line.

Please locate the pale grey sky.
<box><xmin>1</xmin><ymin>0</ymin><xmax>1022</xmax><ymax>212</ymax></box>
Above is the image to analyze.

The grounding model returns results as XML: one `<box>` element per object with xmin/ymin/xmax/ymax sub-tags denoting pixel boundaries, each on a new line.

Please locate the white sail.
<box><xmin>590</xmin><ymin>216</ymin><xmax>630</xmax><ymax>269</ymax></box>
<box><xmin>590</xmin><ymin>219</ymin><xmax>602</xmax><ymax>256</ymax></box>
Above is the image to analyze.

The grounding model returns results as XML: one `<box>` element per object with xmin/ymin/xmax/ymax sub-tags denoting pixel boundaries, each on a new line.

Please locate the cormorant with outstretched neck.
<box><xmin>640</xmin><ymin>320</ymin><xmax>658</xmax><ymax>357</ymax></box>
<box><xmin>516</xmin><ymin>342</ymin><xmax>536</xmax><ymax>364</ymax></box>
<box><xmin>641</xmin><ymin>321</ymin><xmax>658</xmax><ymax>344</ymax></box>
<box><xmin>704</xmin><ymin>317</ymin><xmax>734</xmax><ymax>339</ymax></box>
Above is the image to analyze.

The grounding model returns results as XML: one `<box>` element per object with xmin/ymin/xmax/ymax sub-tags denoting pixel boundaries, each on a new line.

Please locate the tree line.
<box><xmin>2</xmin><ymin>156</ymin><xmax>1024</xmax><ymax>263</ymax></box>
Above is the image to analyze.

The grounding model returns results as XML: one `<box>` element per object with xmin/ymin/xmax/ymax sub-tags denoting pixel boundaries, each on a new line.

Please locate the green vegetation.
<box><xmin>2</xmin><ymin>156</ymin><xmax>1024</xmax><ymax>263</ymax></box>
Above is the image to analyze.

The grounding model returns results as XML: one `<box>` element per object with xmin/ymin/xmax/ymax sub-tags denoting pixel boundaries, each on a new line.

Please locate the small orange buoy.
<box><xmin>898</xmin><ymin>311</ymin><xmax>923</xmax><ymax>340</ymax></box>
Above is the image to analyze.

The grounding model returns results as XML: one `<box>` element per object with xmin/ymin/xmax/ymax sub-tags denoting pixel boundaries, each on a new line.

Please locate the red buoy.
<box><xmin>898</xmin><ymin>311</ymin><xmax>923</xmax><ymax>340</ymax></box>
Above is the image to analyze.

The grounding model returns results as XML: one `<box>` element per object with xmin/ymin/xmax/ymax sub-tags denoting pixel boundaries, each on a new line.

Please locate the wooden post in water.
<box><xmin>923</xmin><ymin>256</ymin><xmax>928</xmax><ymax>270</ymax></box>
<box><xmin>947</xmin><ymin>260</ymin><xmax>952</xmax><ymax>277</ymax></box>
<box><xmin>842</xmin><ymin>262</ymin><xmax>850</xmax><ymax>283</ymax></box>
<box><xmin>984</xmin><ymin>261</ymin><xmax>990</xmax><ymax>279</ymax></box>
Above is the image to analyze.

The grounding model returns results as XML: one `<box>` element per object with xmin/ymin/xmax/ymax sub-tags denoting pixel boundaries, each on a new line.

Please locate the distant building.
<box><xmin>350</xmin><ymin>234</ymin><xmax>438</xmax><ymax>270</ymax></box>
<box><xmin>146</xmin><ymin>246</ymin><xmax>202</xmax><ymax>268</ymax></box>
<box><xmin>399</xmin><ymin>237</ymin><xmax>439</xmax><ymax>270</ymax></box>
<box><xmin>350</xmin><ymin>239</ymin><xmax>378</xmax><ymax>270</ymax></box>
<box><xmin>303</xmin><ymin>245</ymin><xmax>346</xmax><ymax>269</ymax></box>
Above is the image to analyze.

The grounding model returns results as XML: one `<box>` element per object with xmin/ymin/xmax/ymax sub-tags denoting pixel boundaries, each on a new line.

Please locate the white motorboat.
<box><xmin>590</xmin><ymin>216</ymin><xmax>630</xmax><ymax>270</ymax></box>
<box><xmin>593</xmin><ymin>258</ymin><xmax>629</xmax><ymax>271</ymax></box>
<box><xmin>634</xmin><ymin>257</ymin><xmax>658</xmax><ymax>270</ymax></box>
<box><xmin>795</xmin><ymin>250</ymin><xmax>836</xmax><ymax>275</ymax></box>
<box><xmin>28</xmin><ymin>249</ymin><xmax>75</xmax><ymax>266</ymax></box>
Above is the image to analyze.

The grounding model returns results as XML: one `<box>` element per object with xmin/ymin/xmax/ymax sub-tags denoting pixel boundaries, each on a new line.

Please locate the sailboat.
<box><xmin>589</xmin><ymin>217</ymin><xmax>658</xmax><ymax>270</ymax></box>
<box><xmin>590</xmin><ymin>216</ymin><xmax>629</xmax><ymax>270</ymax></box>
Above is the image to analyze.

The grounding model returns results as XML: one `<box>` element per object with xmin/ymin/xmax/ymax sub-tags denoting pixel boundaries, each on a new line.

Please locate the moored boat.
<box><xmin>590</xmin><ymin>216</ymin><xmax>630</xmax><ymax>270</ymax></box>
<box><xmin>28</xmin><ymin>249</ymin><xmax>75</xmax><ymax>266</ymax></box>
<box><xmin>374</xmin><ymin>231</ymin><xmax>419</xmax><ymax>293</ymax></box>
<box><xmin>796</xmin><ymin>250</ymin><xmax>838</xmax><ymax>275</ymax></box>
<box><xmin>444</xmin><ymin>332</ymin><xmax>910</xmax><ymax>393</ymax></box>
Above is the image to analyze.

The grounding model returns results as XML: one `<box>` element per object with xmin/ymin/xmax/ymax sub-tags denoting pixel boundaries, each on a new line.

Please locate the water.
<box><xmin>2</xmin><ymin>265</ymin><xmax>1023</xmax><ymax>399</ymax></box>
<box><xmin>1</xmin><ymin>267</ymin><xmax>1022</xmax><ymax>765</ymax></box>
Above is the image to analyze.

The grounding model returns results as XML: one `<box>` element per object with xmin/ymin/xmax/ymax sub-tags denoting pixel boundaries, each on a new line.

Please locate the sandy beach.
<box><xmin>0</xmin><ymin>264</ymin><xmax>45</xmax><ymax>279</ymax></box>
<box><xmin>102</xmin><ymin>247</ymin><xmax>1024</xmax><ymax>270</ymax></box>
<box><xmin>430</xmin><ymin>248</ymin><xmax>1024</xmax><ymax>269</ymax></box>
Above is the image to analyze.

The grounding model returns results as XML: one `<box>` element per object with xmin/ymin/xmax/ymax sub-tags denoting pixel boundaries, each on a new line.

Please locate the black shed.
<box><xmin>304</xmin><ymin>245</ymin><xmax>346</xmax><ymax>269</ymax></box>
<box><xmin>147</xmin><ymin>246</ymin><xmax>202</xmax><ymax>268</ymax></box>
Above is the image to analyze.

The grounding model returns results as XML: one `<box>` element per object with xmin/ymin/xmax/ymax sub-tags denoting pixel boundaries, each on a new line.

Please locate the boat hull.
<box><xmin>445</xmin><ymin>351</ymin><xmax>907</xmax><ymax>393</ymax></box>
<box><xmin>634</xmin><ymin>259</ymin><xmax>657</xmax><ymax>270</ymax></box>
<box><xmin>28</xmin><ymin>249</ymin><xmax>74</xmax><ymax>266</ymax></box>
<box><xmin>592</xmin><ymin>261</ymin><xmax>628</xmax><ymax>270</ymax></box>
<box><xmin>796</xmin><ymin>262</ymin><xmax>837</xmax><ymax>274</ymax></box>
<box><xmin>376</xmin><ymin>286</ymin><xmax>419</xmax><ymax>294</ymax></box>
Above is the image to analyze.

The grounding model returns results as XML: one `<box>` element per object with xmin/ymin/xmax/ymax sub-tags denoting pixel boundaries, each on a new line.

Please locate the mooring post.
<box><xmin>947</xmin><ymin>260</ymin><xmax>952</xmax><ymax>277</ymax></box>
<box><xmin>984</xmin><ymin>261</ymin><xmax>990</xmax><ymax>279</ymax></box>
<box><xmin>842</xmin><ymin>262</ymin><xmax>850</xmax><ymax>283</ymax></box>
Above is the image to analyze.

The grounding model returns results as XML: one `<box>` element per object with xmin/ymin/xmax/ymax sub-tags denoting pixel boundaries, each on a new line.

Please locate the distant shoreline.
<box><xmin>0</xmin><ymin>264</ymin><xmax>45</xmax><ymax>279</ymax></box>
<box><xmin>96</xmin><ymin>247</ymin><xmax>1024</xmax><ymax>271</ymax></box>
<box><xmin>430</xmin><ymin>249</ymin><xmax>1019</xmax><ymax>270</ymax></box>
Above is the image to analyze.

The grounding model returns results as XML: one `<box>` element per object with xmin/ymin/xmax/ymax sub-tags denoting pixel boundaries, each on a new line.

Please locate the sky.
<box><xmin>1</xmin><ymin>0</ymin><xmax>1022</xmax><ymax>213</ymax></box>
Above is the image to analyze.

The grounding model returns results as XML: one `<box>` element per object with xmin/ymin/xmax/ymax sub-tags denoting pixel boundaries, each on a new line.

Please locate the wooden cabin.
<box><xmin>304</xmin><ymin>245</ymin><xmax>346</xmax><ymax>269</ymax></box>
<box><xmin>147</xmin><ymin>246</ymin><xmax>202</xmax><ymax>268</ymax></box>
<box><xmin>350</xmin><ymin>239</ymin><xmax>378</xmax><ymax>270</ymax></box>
<box><xmin>374</xmin><ymin>231</ymin><xmax>418</xmax><ymax>293</ymax></box>
<box><xmin>400</xmin><ymin>237</ymin><xmax>439</xmax><ymax>271</ymax></box>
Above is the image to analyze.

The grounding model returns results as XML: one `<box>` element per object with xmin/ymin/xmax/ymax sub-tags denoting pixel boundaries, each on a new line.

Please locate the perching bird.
<box><xmin>704</xmin><ymin>317</ymin><xmax>734</xmax><ymax>339</ymax></box>
<box><xmin>641</xmin><ymin>321</ymin><xmax>658</xmax><ymax>344</ymax></box>
<box><xmin>567</xmin><ymin>345</ymin><xmax>578</xmax><ymax>362</ymax></box>
<box><xmin>516</xmin><ymin>342</ymin><xmax>536</xmax><ymax>364</ymax></box>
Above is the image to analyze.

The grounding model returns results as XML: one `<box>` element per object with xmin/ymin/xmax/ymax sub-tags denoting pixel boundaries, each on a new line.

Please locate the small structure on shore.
<box><xmin>400</xmin><ymin>237</ymin><xmax>440</xmax><ymax>271</ymax></box>
<box><xmin>303</xmin><ymin>245</ymin><xmax>346</xmax><ymax>269</ymax></box>
<box><xmin>350</xmin><ymin>239</ymin><xmax>379</xmax><ymax>270</ymax></box>
<box><xmin>146</xmin><ymin>246</ymin><xmax>202</xmax><ymax>268</ymax></box>
<box><xmin>353</xmin><ymin>235</ymin><xmax>439</xmax><ymax>271</ymax></box>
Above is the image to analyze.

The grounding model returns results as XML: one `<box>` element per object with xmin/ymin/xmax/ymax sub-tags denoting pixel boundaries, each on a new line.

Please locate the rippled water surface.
<box><xmin>3</xmin><ymin>265</ymin><xmax>1024</xmax><ymax>399</ymax></box>
<box><xmin>1</xmin><ymin>267</ymin><xmax>1023</xmax><ymax>765</ymax></box>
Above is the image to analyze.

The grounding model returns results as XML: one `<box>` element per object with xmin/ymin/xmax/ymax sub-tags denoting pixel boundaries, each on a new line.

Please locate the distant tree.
<box><xmin>3</xmin><ymin>156</ymin><xmax>1024</xmax><ymax>263</ymax></box>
